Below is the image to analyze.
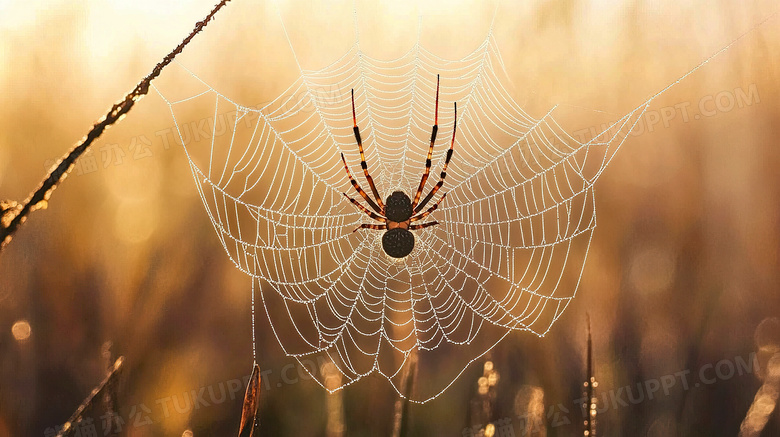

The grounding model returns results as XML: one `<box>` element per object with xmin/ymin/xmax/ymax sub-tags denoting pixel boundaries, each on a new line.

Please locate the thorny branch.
<box><xmin>0</xmin><ymin>0</ymin><xmax>233</xmax><ymax>252</ymax></box>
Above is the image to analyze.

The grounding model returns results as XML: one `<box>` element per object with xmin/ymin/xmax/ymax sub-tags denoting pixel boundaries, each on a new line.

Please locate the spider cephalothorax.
<box><xmin>341</xmin><ymin>75</ymin><xmax>457</xmax><ymax>258</ymax></box>
<box><xmin>385</xmin><ymin>191</ymin><xmax>413</xmax><ymax>223</ymax></box>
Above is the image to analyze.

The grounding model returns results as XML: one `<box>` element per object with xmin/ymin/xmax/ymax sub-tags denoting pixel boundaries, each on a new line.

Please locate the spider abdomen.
<box><xmin>382</xmin><ymin>228</ymin><xmax>415</xmax><ymax>258</ymax></box>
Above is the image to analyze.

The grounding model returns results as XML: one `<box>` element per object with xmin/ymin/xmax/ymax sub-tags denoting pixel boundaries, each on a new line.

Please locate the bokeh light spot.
<box><xmin>629</xmin><ymin>243</ymin><xmax>676</xmax><ymax>296</ymax></box>
<box><xmin>113</xmin><ymin>199</ymin><xmax>159</xmax><ymax>244</ymax></box>
<box><xmin>11</xmin><ymin>319</ymin><xmax>31</xmax><ymax>341</ymax></box>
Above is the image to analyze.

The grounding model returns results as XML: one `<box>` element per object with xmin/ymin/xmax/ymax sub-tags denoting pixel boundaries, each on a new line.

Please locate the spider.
<box><xmin>341</xmin><ymin>75</ymin><xmax>457</xmax><ymax>259</ymax></box>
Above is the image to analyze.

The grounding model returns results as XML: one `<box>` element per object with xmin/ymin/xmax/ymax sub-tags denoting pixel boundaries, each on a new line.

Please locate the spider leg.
<box><xmin>341</xmin><ymin>152</ymin><xmax>382</xmax><ymax>214</ymax></box>
<box><xmin>414</xmin><ymin>101</ymin><xmax>457</xmax><ymax>214</ymax></box>
<box><xmin>343</xmin><ymin>193</ymin><xmax>386</xmax><ymax>222</ymax></box>
<box><xmin>409</xmin><ymin>221</ymin><xmax>439</xmax><ymax>231</ymax></box>
<box><xmin>410</xmin><ymin>193</ymin><xmax>446</xmax><ymax>222</ymax></box>
<box><xmin>411</xmin><ymin>74</ymin><xmax>440</xmax><ymax>209</ymax></box>
<box><xmin>351</xmin><ymin>89</ymin><xmax>385</xmax><ymax>211</ymax></box>
<box><xmin>353</xmin><ymin>223</ymin><xmax>386</xmax><ymax>233</ymax></box>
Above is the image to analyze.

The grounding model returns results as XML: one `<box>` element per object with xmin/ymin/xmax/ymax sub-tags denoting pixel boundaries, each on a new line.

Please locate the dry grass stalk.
<box><xmin>468</xmin><ymin>356</ymin><xmax>500</xmax><ymax>436</ymax></box>
<box><xmin>739</xmin><ymin>318</ymin><xmax>780</xmax><ymax>436</ymax></box>
<box><xmin>321</xmin><ymin>362</ymin><xmax>345</xmax><ymax>437</ymax></box>
<box><xmin>738</xmin><ymin>353</ymin><xmax>780</xmax><ymax>436</ymax></box>
<box><xmin>0</xmin><ymin>0</ymin><xmax>233</xmax><ymax>252</ymax></box>
<box><xmin>238</xmin><ymin>363</ymin><xmax>262</xmax><ymax>437</ymax></box>
<box><xmin>56</xmin><ymin>357</ymin><xmax>125</xmax><ymax>437</ymax></box>
<box><xmin>583</xmin><ymin>314</ymin><xmax>597</xmax><ymax>436</ymax></box>
<box><xmin>101</xmin><ymin>342</ymin><xmax>121</xmax><ymax>436</ymax></box>
<box><xmin>391</xmin><ymin>350</ymin><xmax>418</xmax><ymax>437</ymax></box>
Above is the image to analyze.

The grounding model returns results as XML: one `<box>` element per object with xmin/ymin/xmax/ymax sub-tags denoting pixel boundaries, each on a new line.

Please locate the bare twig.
<box><xmin>238</xmin><ymin>363</ymin><xmax>262</xmax><ymax>437</ymax></box>
<box><xmin>0</xmin><ymin>0</ymin><xmax>233</xmax><ymax>252</ymax></box>
<box><xmin>56</xmin><ymin>357</ymin><xmax>125</xmax><ymax>437</ymax></box>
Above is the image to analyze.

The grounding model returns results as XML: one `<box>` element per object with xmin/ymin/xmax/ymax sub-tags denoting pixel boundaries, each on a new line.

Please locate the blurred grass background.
<box><xmin>1</xmin><ymin>0</ymin><xmax>779</xmax><ymax>435</ymax></box>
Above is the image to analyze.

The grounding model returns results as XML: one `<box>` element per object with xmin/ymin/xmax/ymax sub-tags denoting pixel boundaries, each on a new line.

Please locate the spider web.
<box><xmin>148</xmin><ymin>14</ymin><xmax>723</xmax><ymax>401</ymax></box>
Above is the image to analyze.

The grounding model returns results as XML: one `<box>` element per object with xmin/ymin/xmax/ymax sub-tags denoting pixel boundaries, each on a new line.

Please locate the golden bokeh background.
<box><xmin>1</xmin><ymin>0</ymin><xmax>779</xmax><ymax>435</ymax></box>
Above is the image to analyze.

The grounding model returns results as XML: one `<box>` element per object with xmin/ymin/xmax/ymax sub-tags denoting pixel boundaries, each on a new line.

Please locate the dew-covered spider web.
<box><xmin>150</xmin><ymin>8</ymin><xmax>746</xmax><ymax>402</ymax></box>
